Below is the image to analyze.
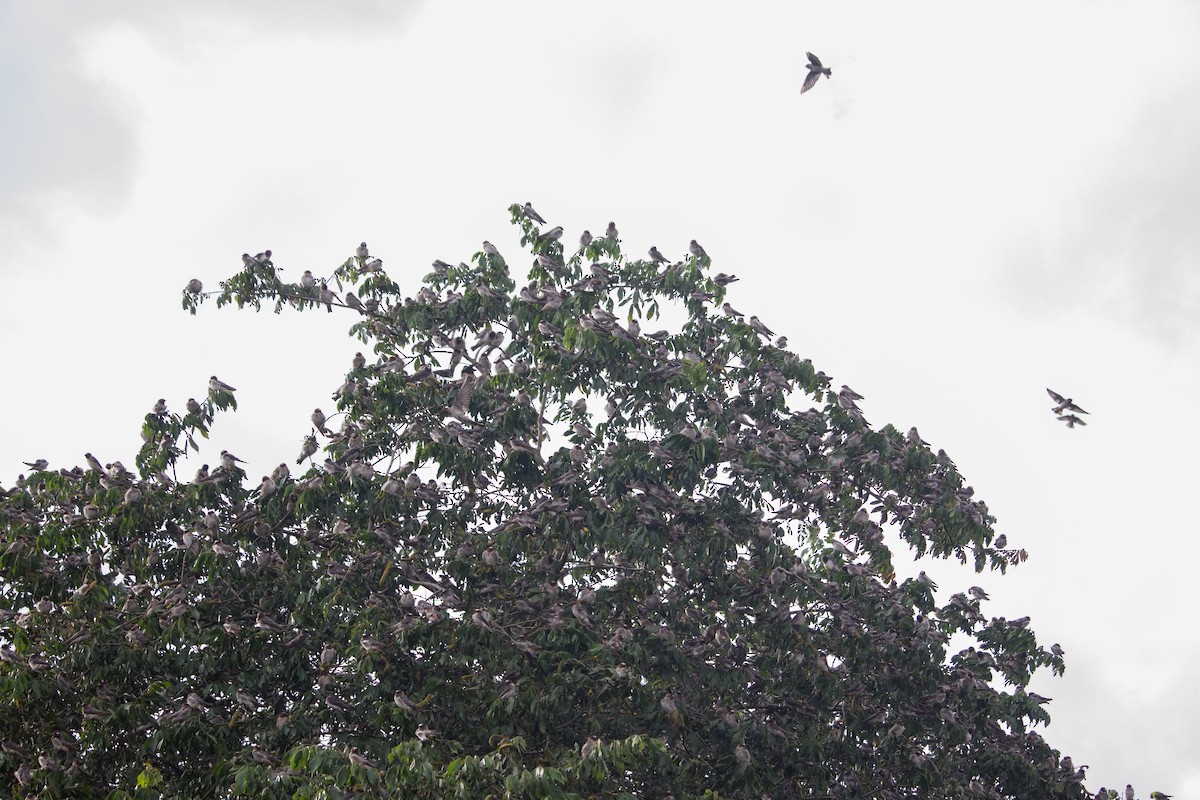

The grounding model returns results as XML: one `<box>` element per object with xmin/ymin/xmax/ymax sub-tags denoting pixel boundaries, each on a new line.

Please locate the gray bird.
<box><xmin>356</xmin><ymin>242</ymin><xmax>369</xmax><ymax>259</ymax></box>
<box><xmin>721</xmin><ymin>303</ymin><xmax>742</xmax><ymax>318</ymax></box>
<box><xmin>318</xmin><ymin>281</ymin><xmax>336</xmax><ymax>312</ymax></box>
<box><xmin>523</xmin><ymin>202</ymin><xmax>547</xmax><ymax>225</ymax></box>
<box><xmin>185</xmin><ymin>278</ymin><xmax>203</xmax><ymax>294</ymax></box>
<box><xmin>1046</xmin><ymin>388</ymin><xmax>1088</xmax><ymax>415</ymax></box>
<box><xmin>186</xmin><ymin>398</ymin><xmax>202</xmax><ymax>415</ymax></box>
<box><xmin>300</xmin><ymin>270</ymin><xmax>315</xmax><ymax>289</ymax></box>
<box><xmin>1057</xmin><ymin>414</ymin><xmax>1087</xmax><ymax>429</ymax></box>
<box><xmin>312</xmin><ymin>408</ymin><xmax>327</xmax><ymax>431</ymax></box>
<box><xmin>713</xmin><ymin>272</ymin><xmax>738</xmax><ymax>286</ymax></box>
<box><xmin>152</xmin><ymin>398</ymin><xmax>167</xmax><ymax>415</ymax></box>
<box><xmin>540</xmin><ymin>226</ymin><xmax>564</xmax><ymax>241</ymax></box>
<box><xmin>689</xmin><ymin>240</ymin><xmax>708</xmax><ymax>259</ymax></box>
<box><xmin>344</xmin><ymin>292</ymin><xmax>365</xmax><ymax>313</ymax></box>
<box><xmin>482</xmin><ymin>241</ymin><xmax>500</xmax><ymax>257</ymax></box>
<box><xmin>209</xmin><ymin>376</ymin><xmax>236</xmax><ymax>395</ymax></box>
<box><xmin>22</xmin><ymin>459</ymin><xmax>48</xmax><ymax>471</ymax></box>
<box><xmin>649</xmin><ymin>247</ymin><xmax>669</xmax><ymax>264</ymax></box>
<box><xmin>802</xmin><ymin>51</ymin><xmax>831</xmax><ymax>93</ymax></box>
<box><xmin>297</xmin><ymin>435</ymin><xmax>318</xmax><ymax>464</ymax></box>
<box><xmin>605</xmin><ymin>222</ymin><xmax>619</xmax><ymax>240</ymax></box>
<box><xmin>579</xmin><ymin>230</ymin><xmax>592</xmax><ymax>249</ymax></box>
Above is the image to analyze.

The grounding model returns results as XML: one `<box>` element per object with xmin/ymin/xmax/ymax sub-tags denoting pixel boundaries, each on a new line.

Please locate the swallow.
<box><xmin>300</xmin><ymin>270</ymin><xmax>315</xmax><ymax>289</ymax></box>
<box><xmin>522</xmin><ymin>202</ymin><xmax>547</xmax><ymax>225</ymax></box>
<box><xmin>649</xmin><ymin>246</ymin><xmax>669</xmax><ymax>264</ymax></box>
<box><xmin>482</xmin><ymin>241</ymin><xmax>500</xmax><ymax>257</ymax></box>
<box><xmin>802</xmin><ymin>51</ymin><xmax>831</xmax><ymax>94</ymax></box>
<box><xmin>186</xmin><ymin>398</ymin><xmax>202</xmax><ymax>415</ymax></box>
<box><xmin>605</xmin><ymin>221</ymin><xmax>619</xmax><ymax>240</ymax></box>
<box><xmin>1057</xmin><ymin>414</ymin><xmax>1087</xmax><ymax>428</ymax></box>
<box><xmin>689</xmin><ymin>240</ymin><xmax>708</xmax><ymax>260</ymax></box>
<box><xmin>355</xmin><ymin>242</ymin><xmax>369</xmax><ymax>259</ymax></box>
<box><xmin>209</xmin><ymin>376</ymin><xmax>237</xmax><ymax>394</ymax></box>
<box><xmin>1046</xmin><ymin>388</ymin><xmax>1088</xmax><ymax>415</ymax></box>
<box><xmin>185</xmin><ymin>278</ymin><xmax>203</xmax><ymax>294</ymax></box>
<box><xmin>579</xmin><ymin>230</ymin><xmax>593</xmax><ymax>249</ymax></box>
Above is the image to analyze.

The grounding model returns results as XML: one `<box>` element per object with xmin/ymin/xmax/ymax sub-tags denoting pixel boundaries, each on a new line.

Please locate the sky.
<box><xmin>2</xmin><ymin>1</ymin><xmax>1198</xmax><ymax>794</ymax></box>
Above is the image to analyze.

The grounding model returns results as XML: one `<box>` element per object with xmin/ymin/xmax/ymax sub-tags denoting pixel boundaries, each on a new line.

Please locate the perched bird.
<box><xmin>1046</xmin><ymin>388</ymin><xmax>1088</xmax><ymax>415</ymax></box>
<box><xmin>579</xmin><ymin>230</ymin><xmax>592</xmax><ymax>249</ymax></box>
<box><xmin>301</xmin><ymin>270</ymin><xmax>315</xmax><ymax>289</ymax></box>
<box><xmin>713</xmin><ymin>272</ymin><xmax>738</xmax><ymax>286</ymax></box>
<box><xmin>186</xmin><ymin>397</ymin><xmax>202</xmax><ymax>415</ymax></box>
<box><xmin>721</xmin><ymin>303</ymin><xmax>743</xmax><ymax>318</ymax></box>
<box><xmin>1126</xmin><ymin>786</ymin><xmax>1134</xmax><ymax>800</ymax></box>
<box><xmin>734</xmin><ymin>744</ymin><xmax>752</xmax><ymax>765</ymax></box>
<box><xmin>522</xmin><ymin>202</ymin><xmax>547</xmax><ymax>225</ymax></box>
<box><xmin>1150</xmin><ymin>793</ymin><xmax>1173</xmax><ymax>800</ymax></box>
<box><xmin>318</xmin><ymin>281</ymin><xmax>336</xmax><ymax>312</ymax></box>
<box><xmin>648</xmin><ymin>246</ymin><xmax>670</xmax><ymax>263</ymax></box>
<box><xmin>482</xmin><ymin>241</ymin><xmax>501</xmax><ymax>257</ymax></box>
<box><xmin>540</xmin><ymin>226</ymin><xmax>564</xmax><ymax>241</ymax></box>
<box><xmin>209</xmin><ymin>376</ymin><xmax>237</xmax><ymax>395</ymax></box>
<box><xmin>22</xmin><ymin>459</ymin><xmax>48</xmax><ymax>471</ymax></box>
<box><xmin>185</xmin><ymin>278</ymin><xmax>203</xmax><ymax>294</ymax></box>
<box><xmin>152</xmin><ymin>398</ymin><xmax>167</xmax><ymax>415</ymax></box>
<box><xmin>605</xmin><ymin>221</ymin><xmax>619</xmax><ymax>240</ymax></box>
<box><xmin>689</xmin><ymin>240</ymin><xmax>708</xmax><ymax>260</ymax></box>
<box><xmin>356</xmin><ymin>242</ymin><xmax>369</xmax><ymax>259</ymax></box>
<box><xmin>802</xmin><ymin>51</ymin><xmax>832</xmax><ymax>93</ymax></box>
<box><xmin>311</xmin><ymin>408</ymin><xmax>327</xmax><ymax>432</ymax></box>
<box><xmin>297</xmin><ymin>435</ymin><xmax>318</xmax><ymax>464</ymax></box>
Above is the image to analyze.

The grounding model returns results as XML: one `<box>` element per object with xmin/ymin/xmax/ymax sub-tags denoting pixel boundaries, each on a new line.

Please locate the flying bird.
<box><xmin>802</xmin><ymin>52</ymin><xmax>831</xmax><ymax>93</ymax></box>
<box><xmin>1046</xmin><ymin>388</ymin><xmax>1088</xmax><ymax>416</ymax></box>
<box><xmin>1057</xmin><ymin>414</ymin><xmax>1087</xmax><ymax>429</ymax></box>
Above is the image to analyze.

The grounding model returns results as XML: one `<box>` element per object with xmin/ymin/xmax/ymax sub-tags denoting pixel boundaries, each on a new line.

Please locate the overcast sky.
<box><xmin>2</xmin><ymin>2</ymin><xmax>1198</xmax><ymax>794</ymax></box>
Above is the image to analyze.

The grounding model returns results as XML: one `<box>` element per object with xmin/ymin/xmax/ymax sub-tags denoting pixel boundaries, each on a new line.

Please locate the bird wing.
<box><xmin>1046</xmin><ymin>388</ymin><xmax>1066</xmax><ymax>404</ymax></box>
<box><xmin>801</xmin><ymin>69</ymin><xmax>821</xmax><ymax>94</ymax></box>
<box><xmin>1066</xmin><ymin>402</ymin><xmax>1089</xmax><ymax>414</ymax></box>
<box><xmin>806</xmin><ymin>52</ymin><xmax>823</xmax><ymax>68</ymax></box>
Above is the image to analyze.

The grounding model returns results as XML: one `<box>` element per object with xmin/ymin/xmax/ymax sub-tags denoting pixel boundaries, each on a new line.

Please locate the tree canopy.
<box><xmin>0</xmin><ymin>205</ymin><xmax>1121</xmax><ymax>798</ymax></box>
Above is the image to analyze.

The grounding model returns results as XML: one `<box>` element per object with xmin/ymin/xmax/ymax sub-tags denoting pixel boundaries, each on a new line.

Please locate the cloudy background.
<box><xmin>2</xmin><ymin>1</ymin><xmax>1198</xmax><ymax>794</ymax></box>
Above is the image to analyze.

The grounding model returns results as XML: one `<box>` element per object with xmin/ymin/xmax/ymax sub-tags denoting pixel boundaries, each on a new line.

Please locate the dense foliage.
<box><xmin>1</xmin><ymin>205</ymin><xmax>1109</xmax><ymax>798</ymax></box>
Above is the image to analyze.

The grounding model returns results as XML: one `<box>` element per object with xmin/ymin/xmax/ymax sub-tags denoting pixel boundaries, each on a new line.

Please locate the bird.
<box><xmin>540</xmin><ymin>226</ymin><xmax>564</xmax><ymax>241</ymax></box>
<box><xmin>1150</xmin><ymin>793</ymin><xmax>1173</xmax><ymax>800</ymax></box>
<box><xmin>689</xmin><ymin>240</ymin><xmax>708</xmax><ymax>260</ymax></box>
<box><xmin>152</xmin><ymin>398</ymin><xmax>167</xmax><ymax>415</ymax></box>
<box><xmin>22</xmin><ymin>459</ymin><xmax>48</xmax><ymax>471</ymax></box>
<box><xmin>649</xmin><ymin>247</ymin><xmax>669</xmax><ymax>263</ymax></box>
<box><xmin>209</xmin><ymin>376</ymin><xmax>236</xmax><ymax>395</ymax></box>
<box><xmin>356</xmin><ymin>242</ymin><xmax>369</xmax><ymax>259</ymax></box>
<box><xmin>185</xmin><ymin>278</ymin><xmax>203</xmax><ymax>294</ymax></box>
<box><xmin>318</xmin><ymin>281</ymin><xmax>336</xmax><ymax>312</ymax></box>
<box><xmin>605</xmin><ymin>221</ymin><xmax>619</xmax><ymax>240</ymax></box>
<box><xmin>734</xmin><ymin>744</ymin><xmax>752</xmax><ymax>765</ymax></box>
<box><xmin>522</xmin><ymin>202</ymin><xmax>547</xmax><ymax>225</ymax></box>
<box><xmin>1125</xmin><ymin>786</ymin><xmax>1134</xmax><ymax>800</ymax></box>
<box><xmin>482</xmin><ymin>241</ymin><xmax>500</xmax><ymax>257</ymax></box>
<box><xmin>297</xmin><ymin>435</ymin><xmax>318</xmax><ymax>464</ymax></box>
<box><xmin>311</xmin><ymin>408</ymin><xmax>327</xmax><ymax>432</ymax></box>
<box><xmin>579</xmin><ymin>230</ymin><xmax>592</xmax><ymax>249</ymax></box>
<box><xmin>1057</xmin><ymin>414</ymin><xmax>1087</xmax><ymax>429</ymax></box>
<box><xmin>186</xmin><ymin>398</ymin><xmax>202</xmax><ymax>415</ymax></box>
<box><xmin>300</xmin><ymin>270</ymin><xmax>315</xmax><ymax>289</ymax></box>
<box><xmin>1046</xmin><ymin>388</ymin><xmax>1088</xmax><ymax>415</ymax></box>
<box><xmin>802</xmin><ymin>51</ymin><xmax>832</xmax><ymax>93</ymax></box>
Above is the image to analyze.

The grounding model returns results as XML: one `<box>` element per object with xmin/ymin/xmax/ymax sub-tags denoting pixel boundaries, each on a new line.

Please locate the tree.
<box><xmin>0</xmin><ymin>205</ymin><xmax>1118</xmax><ymax>798</ymax></box>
